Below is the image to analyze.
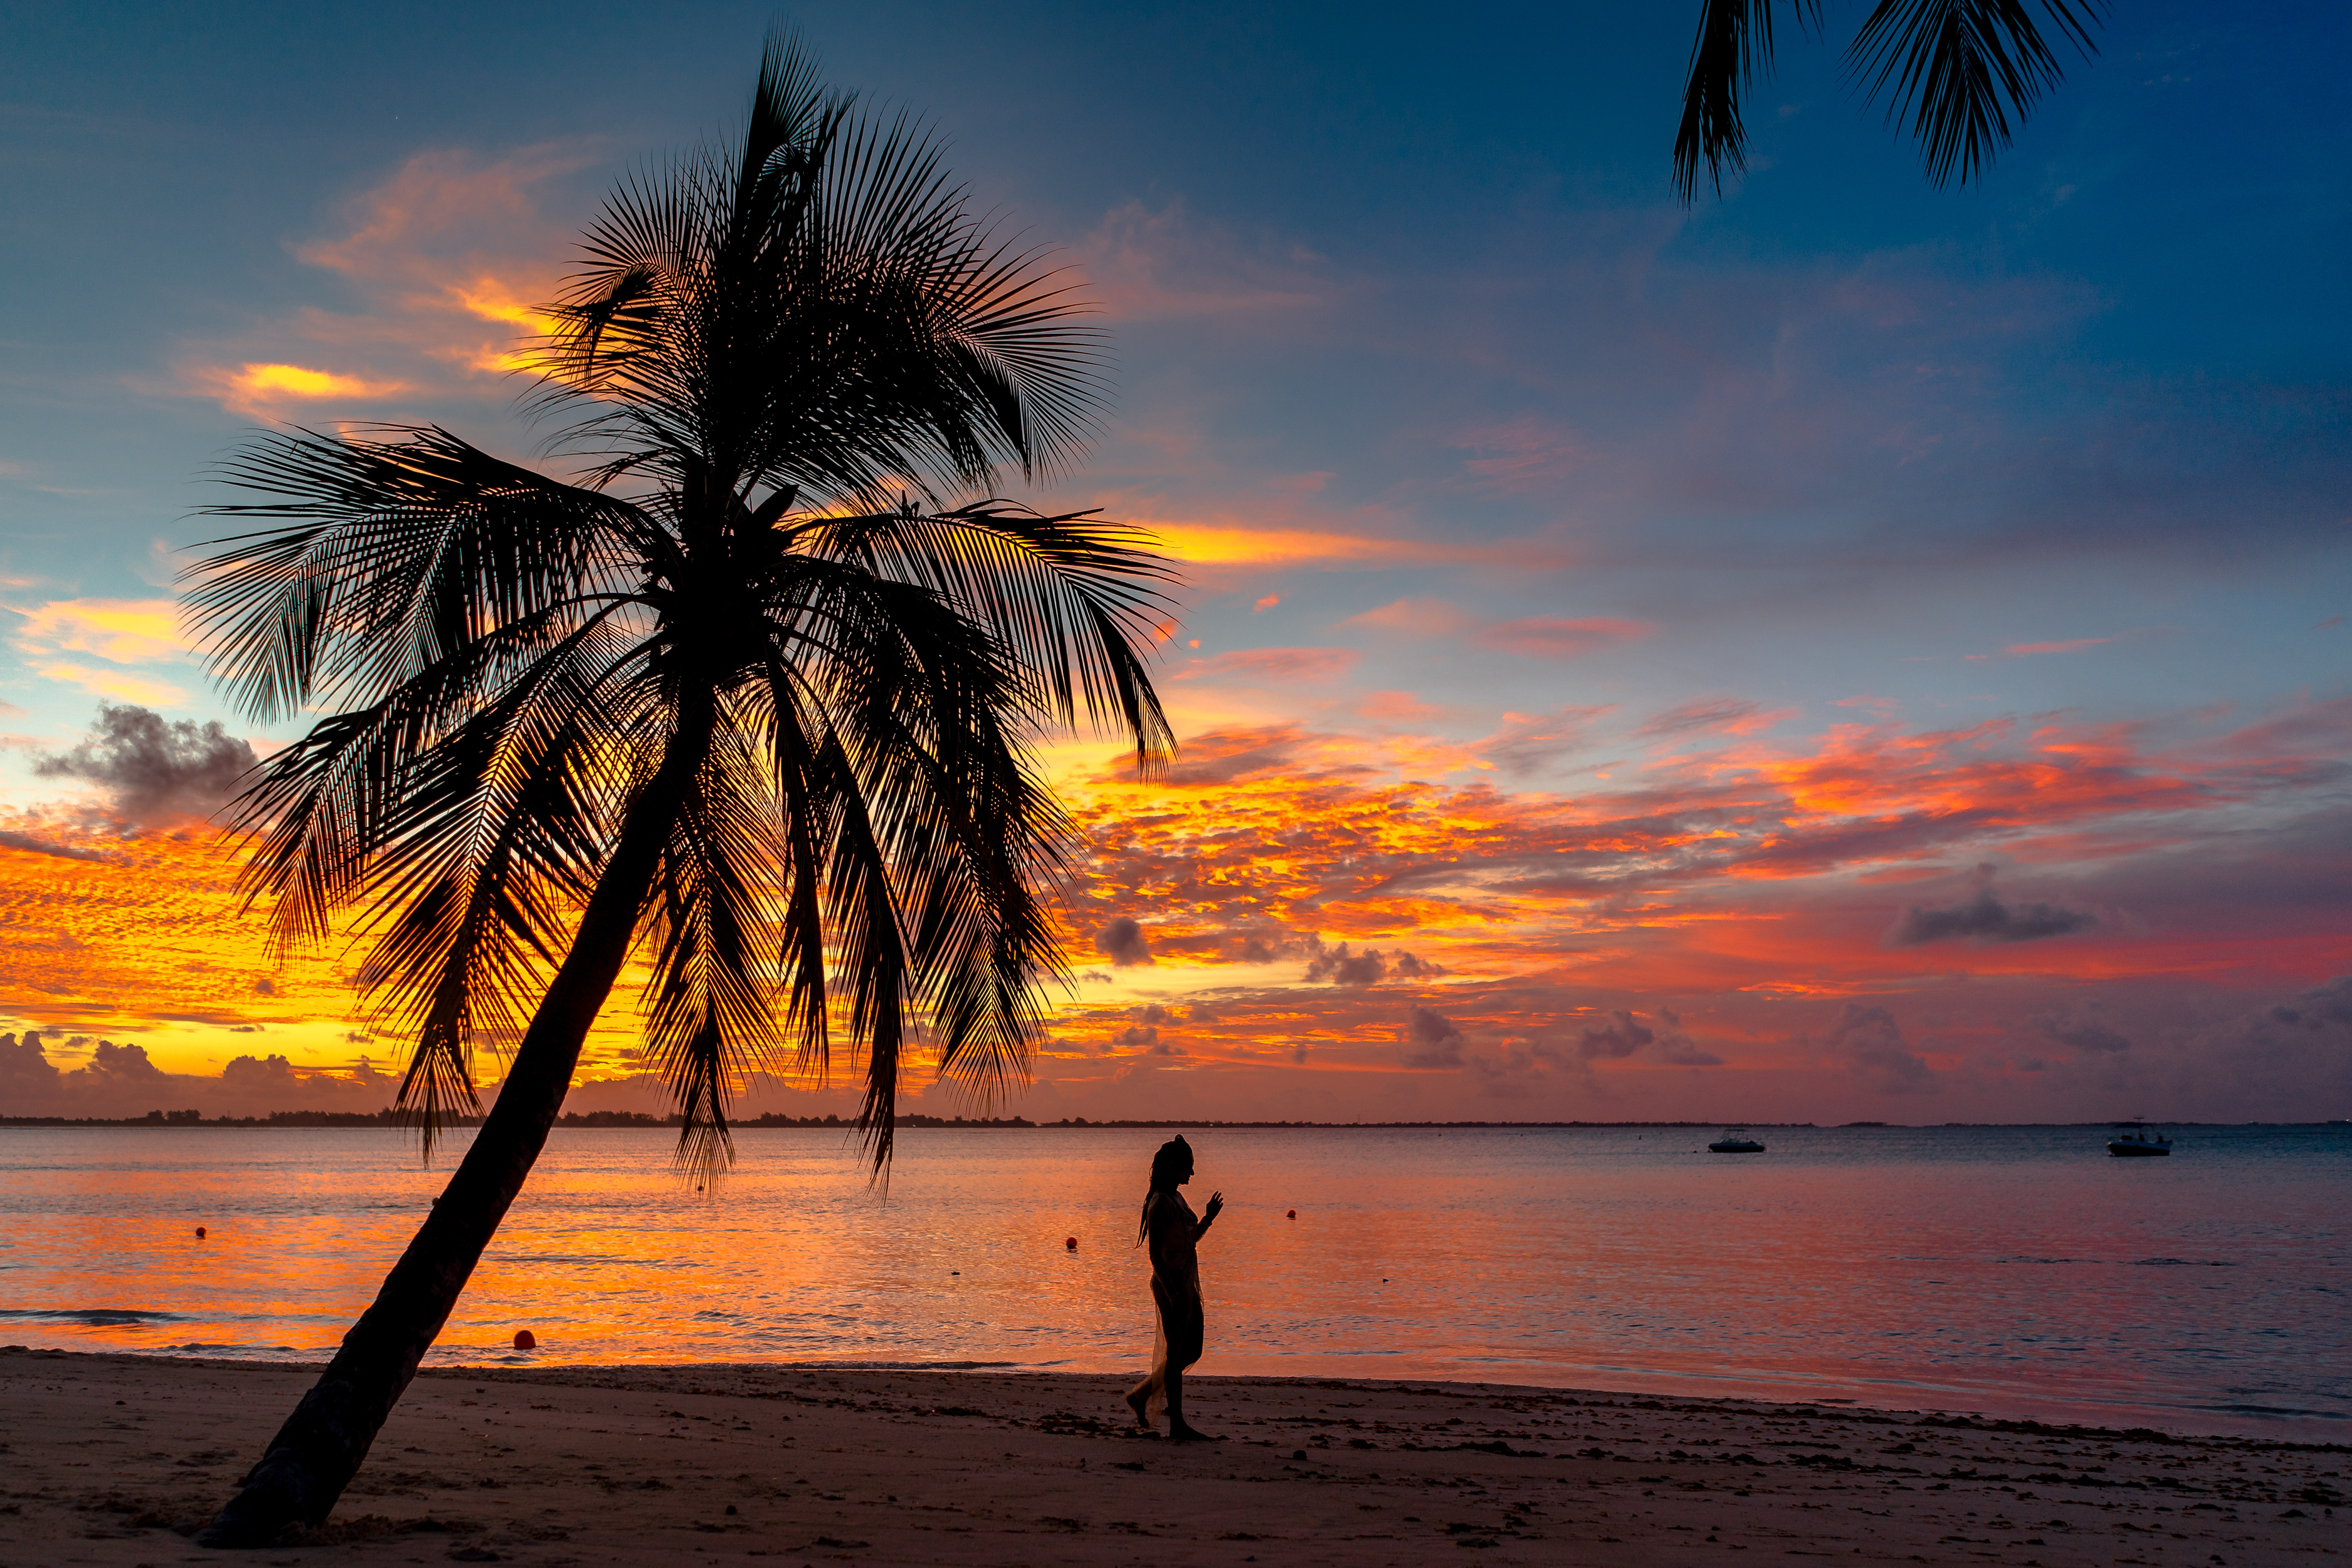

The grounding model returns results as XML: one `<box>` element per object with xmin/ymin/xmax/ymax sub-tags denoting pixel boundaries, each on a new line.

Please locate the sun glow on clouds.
<box><xmin>1142</xmin><ymin>522</ymin><xmax>1453</xmax><ymax>568</ymax></box>
<box><xmin>8</xmin><ymin>599</ymin><xmax>188</xmax><ymax>665</ymax></box>
<box><xmin>2</xmin><ymin>695</ymin><xmax>2346</xmax><ymax>1119</ymax></box>
<box><xmin>1022</xmin><ymin>693</ymin><xmax>2352</xmax><ymax>1110</ymax></box>
<box><xmin>237</xmin><ymin>363</ymin><xmax>405</xmax><ymax>401</ymax></box>
<box><xmin>171</xmin><ymin>146</ymin><xmax>588</xmax><ymax>420</ymax></box>
<box><xmin>6</xmin><ymin>598</ymin><xmax>197</xmax><ymax>709</ymax></box>
<box><xmin>0</xmin><ymin>815</ymin><xmax>687</xmax><ymax>1094</ymax></box>
<box><xmin>27</xmin><ymin>665</ymin><xmax>187</xmax><ymax>707</ymax></box>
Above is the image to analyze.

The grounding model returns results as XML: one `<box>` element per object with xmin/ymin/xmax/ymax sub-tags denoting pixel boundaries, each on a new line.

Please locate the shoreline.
<box><xmin>4</xmin><ymin>1348</ymin><xmax>2342</xmax><ymax>1566</ymax></box>
<box><xmin>9</xmin><ymin>1339</ymin><xmax>2336</xmax><ymax>1448</ymax></box>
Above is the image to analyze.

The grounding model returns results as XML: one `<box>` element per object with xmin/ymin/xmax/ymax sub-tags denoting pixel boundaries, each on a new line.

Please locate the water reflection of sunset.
<box><xmin>5</xmin><ymin>1127</ymin><xmax>2341</xmax><ymax>1437</ymax></box>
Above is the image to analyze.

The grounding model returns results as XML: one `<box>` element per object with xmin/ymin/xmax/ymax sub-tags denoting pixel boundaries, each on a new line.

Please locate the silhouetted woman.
<box><xmin>1125</xmin><ymin>1134</ymin><xmax>1223</xmax><ymax>1440</ymax></box>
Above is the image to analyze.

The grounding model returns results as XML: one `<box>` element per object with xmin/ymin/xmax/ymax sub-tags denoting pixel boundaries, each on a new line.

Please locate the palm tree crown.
<box><xmin>187</xmin><ymin>34</ymin><xmax>1176</xmax><ymax>1177</ymax></box>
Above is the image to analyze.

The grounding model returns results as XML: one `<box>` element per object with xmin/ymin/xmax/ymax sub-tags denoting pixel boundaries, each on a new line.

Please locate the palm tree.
<box><xmin>1674</xmin><ymin>0</ymin><xmax>2108</xmax><ymax>201</ymax></box>
<box><xmin>185</xmin><ymin>34</ymin><xmax>1175</xmax><ymax>1548</ymax></box>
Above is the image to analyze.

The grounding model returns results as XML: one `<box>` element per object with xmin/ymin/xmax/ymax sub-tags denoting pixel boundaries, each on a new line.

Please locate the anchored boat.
<box><xmin>1707</xmin><ymin>1128</ymin><xmax>1767</xmax><ymax>1154</ymax></box>
<box><xmin>2106</xmin><ymin>1121</ymin><xmax>2173</xmax><ymax>1157</ymax></box>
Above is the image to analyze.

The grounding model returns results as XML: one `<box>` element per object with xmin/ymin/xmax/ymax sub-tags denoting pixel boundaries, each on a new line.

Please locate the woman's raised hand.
<box><xmin>1203</xmin><ymin>1191</ymin><xmax>1224</xmax><ymax>1221</ymax></box>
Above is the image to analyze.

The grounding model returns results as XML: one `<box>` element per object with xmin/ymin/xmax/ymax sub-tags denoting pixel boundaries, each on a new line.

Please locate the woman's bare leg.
<box><xmin>1124</xmin><ymin>1370</ymin><xmax>1157</xmax><ymax>1427</ymax></box>
<box><xmin>1167</xmin><ymin>1365</ymin><xmax>1212</xmax><ymax>1440</ymax></box>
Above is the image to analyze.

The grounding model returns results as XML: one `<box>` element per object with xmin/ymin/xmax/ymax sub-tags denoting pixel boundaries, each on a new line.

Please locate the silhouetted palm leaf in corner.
<box><xmin>185</xmin><ymin>32</ymin><xmax>1174</xmax><ymax>1547</ymax></box>
<box><xmin>1673</xmin><ymin>0</ymin><xmax>2107</xmax><ymax>201</ymax></box>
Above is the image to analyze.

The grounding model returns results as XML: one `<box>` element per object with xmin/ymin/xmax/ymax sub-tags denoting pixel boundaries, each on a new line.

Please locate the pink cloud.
<box><xmin>1969</xmin><ymin>636</ymin><xmax>2115</xmax><ymax>662</ymax></box>
<box><xmin>1338</xmin><ymin>597</ymin><xmax>1479</xmax><ymax>638</ymax></box>
<box><xmin>1359</xmin><ymin>690</ymin><xmax>1455</xmax><ymax>724</ymax></box>
<box><xmin>1637</xmin><ymin>697</ymin><xmax>1794</xmax><ymax>740</ymax></box>
<box><xmin>1469</xmin><ymin>616</ymin><xmax>1656</xmax><ymax>659</ymax></box>
<box><xmin>1471</xmin><ymin>705</ymin><xmax>1616</xmax><ymax>776</ymax></box>
<box><xmin>1454</xmin><ymin>413</ymin><xmax>1595</xmax><ymax>495</ymax></box>
<box><xmin>1077</xmin><ymin>198</ymin><xmax>1335</xmax><ymax>324</ymax></box>
<box><xmin>1169</xmin><ymin>647</ymin><xmax>1362</xmax><ymax>685</ymax></box>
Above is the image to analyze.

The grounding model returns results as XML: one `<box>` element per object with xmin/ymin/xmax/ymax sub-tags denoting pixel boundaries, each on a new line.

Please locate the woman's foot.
<box><xmin>1123</xmin><ymin>1386</ymin><xmax>1152</xmax><ymax>1429</ymax></box>
<box><xmin>1168</xmin><ymin>1421</ymin><xmax>1220</xmax><ymax>1442</ymax></box>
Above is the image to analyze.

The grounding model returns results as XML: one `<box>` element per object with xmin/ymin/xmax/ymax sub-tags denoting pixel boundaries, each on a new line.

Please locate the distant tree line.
<box><xmin>0</xmin><ymin>1108</ymin><xmax>1042</xmax><ymax>1128</ymax></box>
<box><xmin>4</xmin><ymin>1111</ymin><xmax>1809</xmax><ymax>1129</ymax></box>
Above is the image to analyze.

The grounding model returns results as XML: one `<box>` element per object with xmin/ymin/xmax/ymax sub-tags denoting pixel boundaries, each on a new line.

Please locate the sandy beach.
<box><xmin>2</xmin><ymin>1347</ymin><xmax>2343</xmax><ymax>1567</ymax></box>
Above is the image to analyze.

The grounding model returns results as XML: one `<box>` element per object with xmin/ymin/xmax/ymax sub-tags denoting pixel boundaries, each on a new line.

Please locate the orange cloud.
<box><xmin>9</xmin><ymin>696</ymin><xmax>2347</xmax><ymax>1122</ymax></box>
<box><xmin>168</xmin><ymin>144</ymin><xmax>591</xmax><ymax>419</ymax></box>
<box><xmin>1142</xmin><ymin>522</ymin><xmax>1458</xmax><ymax>568</ymax></box>
<box><xmin>27</xmin><ymin>665</ymin><xmax>187</xmax><ymax>707</ymax></box>
<box><xmin>7</xmin><ymin>597</ymin><xmax>199</xmax><ymax>709</ymax></box>
<box><xmin>8</xmin><ymin>598</ymin><xmax>190</xmax><ymax>664</ymax></box>
<box><xmin>240</xmin><ymin>362</ymin><xmax>402</xmax><ymax>400</ymax></box>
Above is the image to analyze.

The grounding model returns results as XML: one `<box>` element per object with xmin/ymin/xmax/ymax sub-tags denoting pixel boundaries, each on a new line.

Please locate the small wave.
<box><xmin>0</xmin><ymin>1307</ymin><xmax>190</xmax><ymax>1325</ymax></box>
<box><xmin>2132</xmin><ymin>1257</ymin><xmax>2236</xmax><ymax>1267</ymax></box>
<box><xmin>789</xmin><ymin>1358</ymin><xmax>1024</xmax><ymax>1370</ymax></box>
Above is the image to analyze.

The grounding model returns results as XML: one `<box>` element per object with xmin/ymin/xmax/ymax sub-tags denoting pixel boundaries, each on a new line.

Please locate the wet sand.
<box><xmin>1</xmin><ymin>1346</ymin><xmax>2343</xmax><ymax>1566</ymax></box>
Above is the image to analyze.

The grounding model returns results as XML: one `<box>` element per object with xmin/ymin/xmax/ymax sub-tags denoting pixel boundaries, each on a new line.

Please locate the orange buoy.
<box><xmin>512</xmin><ymin>1329</ymin><xmax>537</xmax><ymax>1351</ymax></box>
<box><xmin>1286</xmin><ymin>1209</ymin><xmax>1296</xmax><ymax>1220</ymax></box>
<box><xmin>195</xmin><ymin>1226</ymin><xmax>207</xmax><ymax>1239</ymax></box>
<box><xmin>1064</xmin><ymin>1235</ymin><xmax>1077</xmax><ymax>1250</ymax></box>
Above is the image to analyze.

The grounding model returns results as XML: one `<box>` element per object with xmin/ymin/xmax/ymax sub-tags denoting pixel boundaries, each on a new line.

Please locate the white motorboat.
<box><xmin>1707</xmin><ymin>1128</ymin><xmax>1766</xmax><ymax>1154</ymax></box>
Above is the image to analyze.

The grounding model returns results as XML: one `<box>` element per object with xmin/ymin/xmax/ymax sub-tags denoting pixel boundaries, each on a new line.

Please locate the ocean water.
<box><xmin>0</xmin><ymin>1123</ymin><xmax>2344</xmax><ymax>1438</ymax></box>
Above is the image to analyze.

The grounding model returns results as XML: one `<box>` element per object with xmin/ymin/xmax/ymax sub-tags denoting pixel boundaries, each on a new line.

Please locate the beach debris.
<box><xmin>1286</xmin><ymin>1209</ymin><xmax>1296</xmax><ymax>1219</ymax></box>
<box><xmin>195</xmin><ymin>1226</ymin><xmax>207</xmax><ymax>1238</ymax></box>
<box><xmin>1065</xmin><ymin>1235</ymin><xmax>1078</xmax><ymax>1250</ymax></box>
<box><xmin>511</xmin><ymin>1330</ymin><xmax>536</xmax><ymax>1350</ymax></box>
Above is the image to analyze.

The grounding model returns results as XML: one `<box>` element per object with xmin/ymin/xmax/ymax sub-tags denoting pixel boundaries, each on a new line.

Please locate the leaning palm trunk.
<box><xmin>193</xmin><ymin>720</ymin><xmax>709</xmax><ymax>1545</ymax></box>
<box><xmin>184</xmin><ymin>33</ymin><xmax>1173</xmax><ymax>1549</ymax></box>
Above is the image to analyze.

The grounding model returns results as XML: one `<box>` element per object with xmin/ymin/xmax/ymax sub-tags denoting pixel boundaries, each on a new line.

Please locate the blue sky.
<box><xmin>3</xmin><ymin>2</ymin><xmax>2348</xmax><ymax>1121</ymax></box>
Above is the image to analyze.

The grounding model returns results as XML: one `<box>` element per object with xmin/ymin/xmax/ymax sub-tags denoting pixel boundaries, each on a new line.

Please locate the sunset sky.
<box><xmin>3</xmin><ymin>2</ymin><xmax>2347</xmax><ymax>1124</ymax></box>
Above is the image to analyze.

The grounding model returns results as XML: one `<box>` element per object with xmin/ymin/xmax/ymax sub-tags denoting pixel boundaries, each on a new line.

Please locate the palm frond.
<box><xmin>812</xmin><ymin>568</ymin><xmax>1074</xmax><ymax>1148</ymax></box>
<box><xmin>639</xmin><ymin>716</ymin><xmax>785</xmax><ymax>1185</ymax></box>
<box><xmin>1674</xmin><ymin>0</ymin><xmax>1821</xmax><ymax>203</ymax></box>
<box><xmin>795</xmin><ymin>503</ymin><xmax>1178</xmax><ymax>772</ymax></box>
<box><xmin>1673</xmin><ymin>0</ymin><xmax>2102</xmax><ymax>200</ymax></box>
<box><xmin>188</xmin><ymin>426</ymin><xmax>651</xmax><ymax>721</ymax></box>
<box><xmin>220</xmin><ymin>598</ymin><xmax>648</xmax><ymax>950</ymax></box>
<box><xmin>1847</xmin><ymin>0</ymin><xmax>2105</xmax><ymax>188</ymax></box>
<box><xmin>350</xmin><ymin>628</ymin><xmax>650</xmax><ymax>1157</ymax></box>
